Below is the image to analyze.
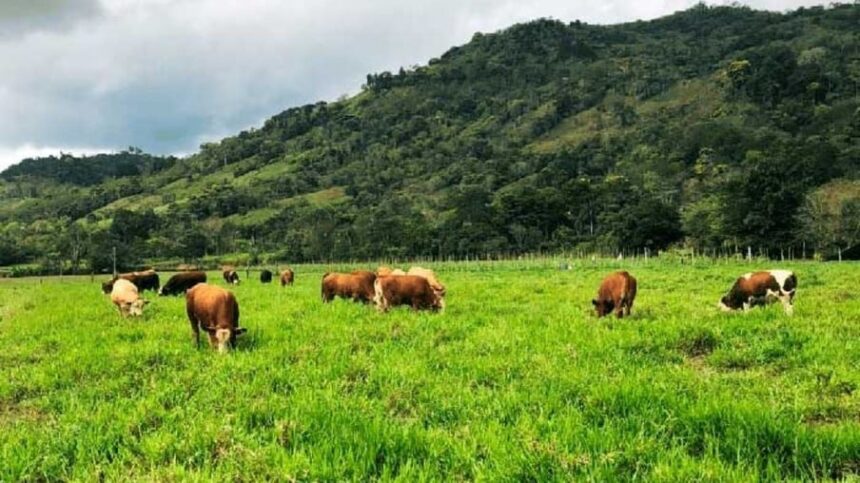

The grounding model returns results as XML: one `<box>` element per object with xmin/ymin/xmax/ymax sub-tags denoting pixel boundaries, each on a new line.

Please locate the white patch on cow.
<box><xmin>767</xmin><ymin>270</ymin><xmax>794</xmax><ymax>293</ymax></box>
<box><xmin>718</xmin><ymin>301</ymin><xmax>732</xmax><ymax>312</ymax></box>
<box><xmin>742</xmin><ymin>272</ymin><xmax>753</xmax><ymax>280</ymax></box>
<box><xmin>215</xmin><ymin>329</ymin><xmax>231</xmax><ymax>353</ymax></box>
<box><xmin>781</xmin><ymin>298</ymin><xmax>794</xmax><ymax>315</ymax></box>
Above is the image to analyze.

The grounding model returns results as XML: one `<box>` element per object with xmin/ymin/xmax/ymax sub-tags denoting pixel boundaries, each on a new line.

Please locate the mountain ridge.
<box><xmin>1</xmin><ymin>3</ymin><xmax>858</xmax><ymax>270</ymax></box>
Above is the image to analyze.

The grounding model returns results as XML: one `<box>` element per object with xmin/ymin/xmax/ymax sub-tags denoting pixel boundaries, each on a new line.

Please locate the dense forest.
<box><xmin>1</xmin><ymin>3</ymin><xmax>859</xmax><ymax>273</ymax></box>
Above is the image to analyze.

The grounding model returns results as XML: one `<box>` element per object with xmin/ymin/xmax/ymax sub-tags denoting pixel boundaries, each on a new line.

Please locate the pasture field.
<box><xmin>1</xmin><ymin>259</ymin><xmax>859</xmax><ymax>481</ymax></box>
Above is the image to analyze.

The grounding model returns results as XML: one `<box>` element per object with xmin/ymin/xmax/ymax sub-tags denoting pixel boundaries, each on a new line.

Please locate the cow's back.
<box><xmin>111</xmin><ymin>278</ymin><xmax>139</xmax><ymax>304</ymax></box>
<box><xmin>598</xmin><ymin>271</ymin><xmax>634</xmax><ymax>300</ymax></box>
<box><xmin>407</xmin><ymin>267</ymin><xmax>444</xmax><ymax>294</ymax></box>
<box><xmin>187</xmin><ymin>284</ymin><xmax>239</xmax><ymax>330</ymax></box>
<box><xmin>162</xmin><ymin>271</ymin><xmax>207</xmax><ymax>295</ymax></box>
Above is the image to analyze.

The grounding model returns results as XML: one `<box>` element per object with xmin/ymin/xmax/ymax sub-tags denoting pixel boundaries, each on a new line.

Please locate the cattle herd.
<box><xmin>101</xmin><ymin>266</ymin><xmax>798</xmax><ymax>353</ymax></box>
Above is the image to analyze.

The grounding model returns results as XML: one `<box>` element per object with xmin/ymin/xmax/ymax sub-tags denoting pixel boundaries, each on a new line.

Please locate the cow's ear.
<box><xmin>234</xmin><ymin>327</ymin><xmax>247</xmax><ymax>336</ymax></box>
<box><xmin>591</xmin><ymin>299</ymin><xmax>599</xmax><ymax>307</ymax></box>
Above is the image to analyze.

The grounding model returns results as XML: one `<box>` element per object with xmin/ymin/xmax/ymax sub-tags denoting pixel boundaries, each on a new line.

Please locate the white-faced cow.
<box><xmin>223</xmin><ymin>268</ymin><xmax>240</xmax><ymax>285</ymax></box>
<box><xmin>110</xmin><ymin>278</ymin><xmax>148</xmax><ymax>317</ymax></box>
<box><xmin>186</xmin><ymin>283</ymin><xmax>246</xmax><ymax>353</ymax></box>
<box><xmin>719</xmin><ymin>270</ymin><xmax>797</xmax><ymax>315</ymax></box>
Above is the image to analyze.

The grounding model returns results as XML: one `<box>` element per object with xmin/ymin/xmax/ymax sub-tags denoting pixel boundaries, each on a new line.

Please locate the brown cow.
<box><xmin>223</xmin><ymin>268</ymin><xmax>240</xmax><ymax>285</ymax></box>
<box><xmin>110</xmin><ymin>278</ymin><xmax>148</xmax><ymax>317</ymax></box>
<box><xmin>374</xmin><ymin>275</ymin><xmax>443</xmax><ymax>312</ymax></box>
<box><xmin>592</xmin><ymin>271</ymin><xmax>637</xmax><ymax>318</ymax></box>
<box><xmin>280</xmin><ymin>268</ymin><xmax>295</xmax><ymax>286</ymax></box>
<box><xmin>186</xmin><ymin>283</ymin><xmax>246</xmax><ymax>353</ymax></box>
<box><xmin>407</xmin><ymin>266</ymin><xmax>445</xmax><ymax>295</ymax></box>
<box><xmin>719</xmin><ymin>270</ymin><xmax>797</xmax><ymax>315</ymax></box>
<box><xmin>101</xmin><ymin>269</ymin><xmax>160</xmax><ymax>294</ymax></box>
<box><xmin>321</xmin><ymin>271</ymin><xmax>376</xmax><ymax>303</ymax></box>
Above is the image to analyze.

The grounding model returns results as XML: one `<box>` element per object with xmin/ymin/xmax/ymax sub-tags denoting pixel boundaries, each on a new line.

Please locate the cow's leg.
<box><xmin>624</xmin><ymin>297</ymin><xmax>633</xmax><ymax>316</ymax></box>
<box><xmin>189</xmin><ymin>321</ymin><xmax>200</xmax><ymax>348</ymax></box>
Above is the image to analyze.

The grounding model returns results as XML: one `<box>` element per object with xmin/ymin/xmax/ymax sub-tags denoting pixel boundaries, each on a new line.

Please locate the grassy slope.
<box><xmin>1</xmin><ymin>260</ymin><xmax>859</xmax><ymax>480</ymax></box>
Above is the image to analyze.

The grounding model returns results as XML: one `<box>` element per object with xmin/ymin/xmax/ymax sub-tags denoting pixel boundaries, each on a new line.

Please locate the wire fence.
<box><xmin>3</xmin><ymin>243</ymin><xmax>853</xmax><ymax>282</ymax></box>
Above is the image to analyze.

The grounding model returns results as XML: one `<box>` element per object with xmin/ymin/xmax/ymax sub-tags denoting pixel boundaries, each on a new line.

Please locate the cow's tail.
<box><xmin>321</xmin><ymin>273</ymin><xmax>330</xmax><ymax>302</ymax></box>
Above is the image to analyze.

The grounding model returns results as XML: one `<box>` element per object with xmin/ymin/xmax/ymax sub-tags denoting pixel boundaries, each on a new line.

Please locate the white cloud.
<box><xmin>0</xmin><ymin>0</ymin><xmax>828</xmax><ymax>172</ymax></box>
<box><xmin>0</xmin><ymin>144</ymin><xmax>110</xmax><ymax>171</ymax></box>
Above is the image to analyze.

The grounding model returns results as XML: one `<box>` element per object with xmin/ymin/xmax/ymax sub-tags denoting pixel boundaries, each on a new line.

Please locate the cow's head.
<box><xmin>592</xmin><ymin>299</ymin><xmax>614</xmax><ymax>317</ymax></box>
<box><xmin>101</xmin><ymin>280</ymin><xmax>114</xmax><ymax>294</ymax></box>
<box><xmin>214</xmin><ymin>327</ymin><xmax>247</xmax><ymax>353</ymax></box>
<box><xmin>129</xmin><ymin>299</ymin><xmax>149</xmax><ymax>317</ymax></box>
<box><xmin>431</xmin><ymin>287</ymin><xmax>446</xmax><ymax>311</ymax></box>
<box><xmin>431</xmin><ymin>290</ymin><xmax>445</xmax><ymax>312</ymax></box>
<box><xmin>718</xmin><ymin>296</ymin><xmax>734</xmax><ymax>312</ymax></box>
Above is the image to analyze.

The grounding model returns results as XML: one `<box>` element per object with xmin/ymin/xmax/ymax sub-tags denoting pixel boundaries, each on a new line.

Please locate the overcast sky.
<box><xmin>0</xmin><ymin>0</ymin><xmax>825</xmax><ymax>170</ymax></box>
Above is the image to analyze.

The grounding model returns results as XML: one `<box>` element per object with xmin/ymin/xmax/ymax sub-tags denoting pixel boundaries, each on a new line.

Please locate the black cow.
<box><xmin>260</xmin><ymin>269</ymin><xmax>273</xmax><ymax>284</ymax></box>
<box><xmin>159</xmin><ymin>271</ymin><xmax>208</xmax><ymax>296</ymax></box>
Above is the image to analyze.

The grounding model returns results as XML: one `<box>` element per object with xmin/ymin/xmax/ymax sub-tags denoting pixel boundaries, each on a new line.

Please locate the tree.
<box><xmin>797</xmin><ymin>179</ymin><xmax>860</xmax><ymax>257</ymax></box>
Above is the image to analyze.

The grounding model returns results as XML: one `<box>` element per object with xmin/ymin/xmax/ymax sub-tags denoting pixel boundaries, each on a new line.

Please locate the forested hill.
<box><xmin>2</xmin><ymin>4</ymin><xmax>859</xmax><ymax>271</ymax></box>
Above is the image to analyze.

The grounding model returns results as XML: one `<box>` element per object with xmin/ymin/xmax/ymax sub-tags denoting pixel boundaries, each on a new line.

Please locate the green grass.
<box><xmin>1</xmin><ymin>260</ymin><xmax>859</xmax><ymax>480</ymax></box>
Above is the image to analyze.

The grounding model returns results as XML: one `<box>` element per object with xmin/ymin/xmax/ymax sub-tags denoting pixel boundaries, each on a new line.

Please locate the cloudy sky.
<box><xmin>0</xmin><ymin>0</ymin><xmax>824</xmax><ymax>170</ymax></box>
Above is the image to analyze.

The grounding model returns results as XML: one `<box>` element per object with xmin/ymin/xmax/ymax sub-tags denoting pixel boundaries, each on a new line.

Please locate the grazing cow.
<box><xmin>223</xmin><ymin>268</ymin><xmax>240</xmax><ymax>285</ymax></box>
<box><xmin>280</xmin><ymin>269</ymin><xmax>295</xmax><ymax>286</ymax></box>
<box><xmin>406</xmin><ymin>266</ymin><xmax>445</xmax><ymax>295</ymax></box>
<box><xmin>110</xmin><ymin>278</ymin><xmax>148</xmax><ymax>317</ymax></box>
<box><xmin>374</xmin><ymin>275</ymin><xmax>443</xmax><ymax>312</ymax></box>
<box><xmin>101</xmin><ymin>269</ymin><xmax>160</xmax><ymax>294</ymax></box>
<box><xmin>719</xmin><ymin>270</ymin><xmax>797</xmax><ymax>315</ymax></box>
<box><xmin>592</xmin><ymin>271</ymin><xmax>637</xmax><ymax>318</ymax></box>
<box><xmin>159</xmin><ymin>271</ymin><xmax>207</xmax><ymax>296</ymax></box>
<box><xmin>186</xmin><ymin>284</ymin><xmax>246</xmax><ymax>353</ymax></box>
<box><xmin>321</xmin><ymin>271</ymin><xmax>377</xmax><ymax>303</ymax></box>
<box><xmin>260</xmin><ymin>269</ymin><xmax>273</xmax><ymax>284</ymax></box>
